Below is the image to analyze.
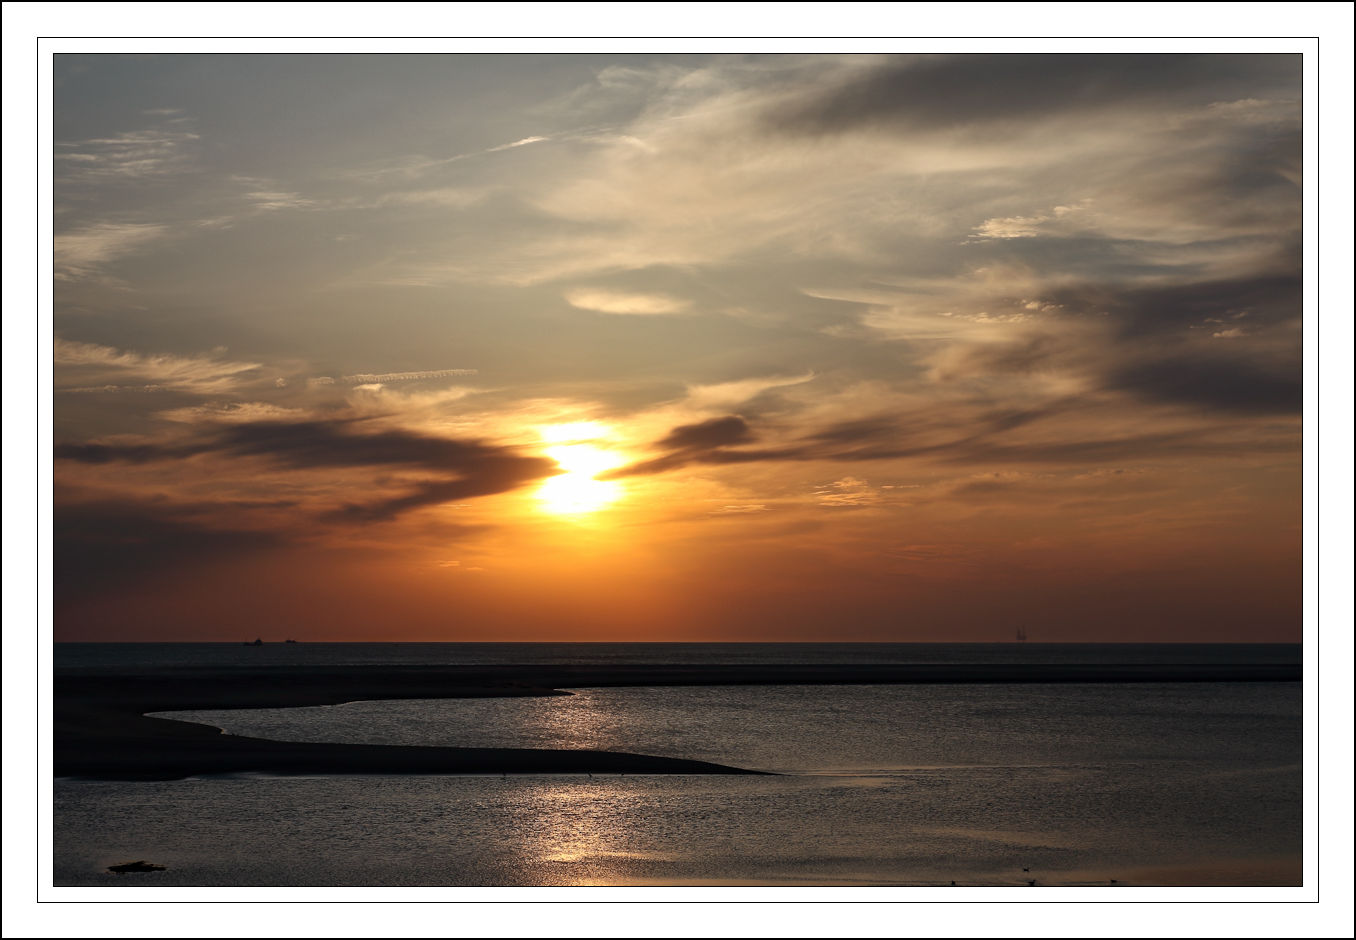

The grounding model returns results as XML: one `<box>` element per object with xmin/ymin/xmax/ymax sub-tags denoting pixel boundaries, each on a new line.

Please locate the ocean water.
<box><xmin>52</xmin><ymin>644</ymin><xmax>1303</xmax><ymax>888</ymax></box>
<box><xmin>54</xmin><ymin>641</ymin><xmax>1300</xmax><ymax>671</ymax></box>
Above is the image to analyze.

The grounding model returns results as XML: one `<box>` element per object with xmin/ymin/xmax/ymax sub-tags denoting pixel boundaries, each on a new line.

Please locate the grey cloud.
<box><xmin>56</xmin><ymin>419</ymin><xmax>561</xmax><ymax>521</ymax></box>
<box><xmin>54</xmin><ymin>441</ymin><xmax>210</xmax><ymax>464</ymax></box>
<box><xmin>603</xmin><ymin>414</ymin><xmax>928</xmax><ymax>478</ymax></box>
<box><xmin>934</xmin><ymin>429</ymin><xmax>1299</xmax><ymax>465</ymax></box>
<box><xmin>979</xmin><ymin>406</ymin><xmax>1068</xmax><ymax>434</ymax></box>
<box><xmin>766</xmin><ymin>54</ymin><xmax>1299</xmax><ymax>135</ymax></box>
<box><xmin>325</xmin><ymin>465</ymin><xmax>547</xmax><ymax>523</ymax></box>
<box><xmin>603</xmin><ymin>416</ymin><xmax>758</xmax><ymax>477</ymax></box>
<box><xmin>923</xmin><ymin>267</ymin><xmax>1300</xmax><ymax>415</ymax></box>
<box><xmin>805</xmin><ymin>417</ymin><xmax>902</xmax><ymax>446</ymax></box>
<box><xmin>1048</xmin><ymin>273</ymin><xmax>1301</xmax><ymax>339</ymax></box>
<box><xmin>658</xmin><ymin>416</ymin><xmax>754</xmax><ymax>450</ymax></box>
<box><xmin>800</xmin><ymin>403</ymin><xmax>1075</xmax><ymax>460</ymax></box>
<box><xmin>606</xmin><ymin>395</ymin><xmax>1293</xmax><ymax>480</ymax></box>
<box><xmin>1107</xmin><ymin>355</ymin><xmax>1302</xmax><ymax>414</ymax></box>
<box><xmin>211</xmin><ymin>420</ymin><xmax>501</xmax><ymax>471</ymax></box>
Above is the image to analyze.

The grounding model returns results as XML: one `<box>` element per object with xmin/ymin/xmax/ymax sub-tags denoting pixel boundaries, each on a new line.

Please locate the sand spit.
<box><xmin>55</xmin><ymin>662</ymin><xmax>1298</xmax><ymax>781</ymax></box>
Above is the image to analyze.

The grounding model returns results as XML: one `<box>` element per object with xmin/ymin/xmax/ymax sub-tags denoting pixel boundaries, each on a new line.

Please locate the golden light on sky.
<box><xmin>537</xmin><ymin>442</ymin><xmax>625</xmax><ymax>516</ymax></box>
<box><xmin>48</xmin><ymin>52</ymin><xmax>1308</xmax><ymax>642</ymax></box>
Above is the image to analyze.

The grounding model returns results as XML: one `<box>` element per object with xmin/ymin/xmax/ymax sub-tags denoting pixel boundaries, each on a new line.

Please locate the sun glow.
<box><xmin>537</xmin><ymin>425</ymin><xmax>626</xmax><ymax>515</ymax></box>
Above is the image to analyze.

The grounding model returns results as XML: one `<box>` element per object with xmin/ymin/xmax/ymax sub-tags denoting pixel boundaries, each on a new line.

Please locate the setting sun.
<box><xmin>537</xmin><ymin>427</ymin><xmax>625</xmax><ymax>515</ymax></box>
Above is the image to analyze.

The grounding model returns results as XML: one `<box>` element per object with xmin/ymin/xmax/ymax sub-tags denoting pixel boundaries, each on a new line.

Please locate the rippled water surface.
<box><xmin>56</xmin><ymin>678</ymin><xmax>1301</xmax><ymax>887</ymax></box>
<box><xmin>156</xmin><ymin>681</ymin><xmax>1298</xmax><ymax>774</ymax></box>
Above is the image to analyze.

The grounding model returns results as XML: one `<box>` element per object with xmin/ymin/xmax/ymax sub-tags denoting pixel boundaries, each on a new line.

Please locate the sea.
<box><xmin>51</xmin><ymin>643</ymin><xmax>1303</xmax><ymax>890</ymax></box>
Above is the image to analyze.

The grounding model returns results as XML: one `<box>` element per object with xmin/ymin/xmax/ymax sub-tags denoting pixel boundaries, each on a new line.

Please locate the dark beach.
<box><xmin>54</xmin><ymin>661</ymin><xmax>1300</xmax><ymax>781</ymax></box>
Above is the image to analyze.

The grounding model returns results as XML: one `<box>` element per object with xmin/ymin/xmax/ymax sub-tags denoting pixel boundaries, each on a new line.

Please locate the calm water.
<box><xmin>52</xmin><ymin>644</ymin><xmax>1302</xmax><ymax>887</ymax></box>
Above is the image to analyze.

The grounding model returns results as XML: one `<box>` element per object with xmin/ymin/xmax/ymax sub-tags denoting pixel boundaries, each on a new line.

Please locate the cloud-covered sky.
<box><xmin>52</xmin><ymin>53</ymin><xmax>1304</xmax><ymax>641</ymax></box>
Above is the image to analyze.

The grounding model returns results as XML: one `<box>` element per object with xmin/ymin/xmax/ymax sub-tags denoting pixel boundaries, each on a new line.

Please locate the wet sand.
<box><xmin>1119</xmin><ymin>857</ymin><xmax>1303</xmax><ymax>886</ymax></box>
<box><xmin>55</xmin><ymin>662</ymin><xmax>1299</xmax><ymax>780</ymax></box>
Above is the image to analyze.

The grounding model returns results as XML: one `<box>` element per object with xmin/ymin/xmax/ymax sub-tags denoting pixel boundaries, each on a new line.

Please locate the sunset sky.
<box><xmin>51</xmin><ymin>52</ymin><xmax>1305</xmax><ymax>642</ymax></box>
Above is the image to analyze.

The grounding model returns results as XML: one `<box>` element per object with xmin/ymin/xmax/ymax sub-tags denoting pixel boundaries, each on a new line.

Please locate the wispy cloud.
<box><xmin>56</xmin><ymin>121</ymin><xmax>200</xmax><ymax>182</ymax></box>
<box><xmin>59</xmin><ymin>384</ymin><xmax>170</xmax><ymax>394</ymax></box>
<box><xmin>488</xmin><ymin>136</ymin><xmax>548</xmax><ymax>152</ymax></box>
<box><xmin>970</xmin><ymin>202</ymin><xmax>1089</xmax><ymax>240</ymax></box>
<box><xmin>245</xmin><ymin>191</ymin><xmax>316</xmax><ymax>212</ymax></box>
<box><xmin>54</xmin><ymin>339</ymin><xmax>262</xmax><ymax>395</ymax></box>
<box><xmin>684</xmin><ymin>373</ymin><xmax>817</xmax><ymax>410</ymax></box>
<box><xmin>157</xmin><ymin>402</ymin><xmax>310</xmax><ymax>424</ymax></box>
<box><xmin>340</xmin><ymin>135</ymin><xmax>551</xmax><ymax>183</ymax></box>
<box><xmin>53</xmin><ymin>222</ymin><xmax>169</xmax><ymax>280</ymax></box>
<box><xmin>813</xmin><ymin>476</ymin><xmax>879</xmax><ymax>507</ymax></box>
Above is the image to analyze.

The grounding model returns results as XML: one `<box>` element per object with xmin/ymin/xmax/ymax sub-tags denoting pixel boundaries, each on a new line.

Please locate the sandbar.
<box><xmin>55</xmin><ymin>661</ymin><xmax>1299</xmax><ymax>780</ymax></box>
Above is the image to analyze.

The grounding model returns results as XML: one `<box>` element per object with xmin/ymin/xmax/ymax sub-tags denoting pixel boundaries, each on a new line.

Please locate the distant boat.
<box><xmin>284</xmin><ymin>639</ymin><xmax>298</xmax><ymax>644</ymax></box>
<box><xmin>1016</xmin><ymin>626</ymin><xmax>1028</xmax><ymax>643</ymax></box>
<box><xmin>243</xmin><ymin>638</ymin><xmax>264</xmax><ymax>646</ymax></box>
